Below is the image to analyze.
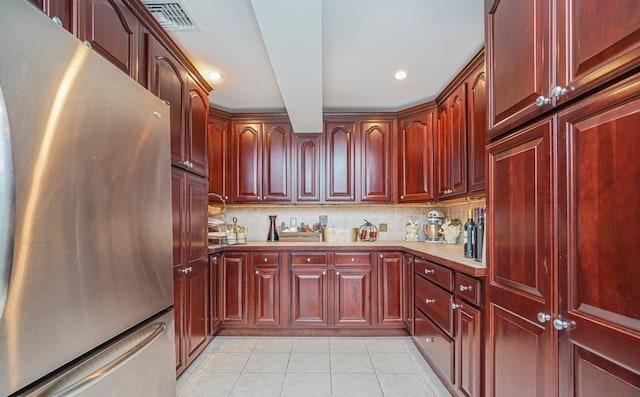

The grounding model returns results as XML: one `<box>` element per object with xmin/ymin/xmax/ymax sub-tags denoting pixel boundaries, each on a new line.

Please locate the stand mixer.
<box><xmin>424</xmin><ymin>210</ymin><xmax>444</xmax><ymax>242</ymax></box>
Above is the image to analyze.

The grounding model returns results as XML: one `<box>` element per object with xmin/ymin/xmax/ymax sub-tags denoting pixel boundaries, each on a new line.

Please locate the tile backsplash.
<box><xmin>221</xmin><ymin>199</ymin><xmax>485</xmax><ymax>243</ymax></box>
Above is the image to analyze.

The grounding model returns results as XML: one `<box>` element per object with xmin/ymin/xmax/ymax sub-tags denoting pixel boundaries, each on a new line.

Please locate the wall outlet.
<box><xmin>290</xmin><ymin>217</ymin><xmax>297</xmax><ymax>227</ymax></box>
<box><xmin>379</xmin><ymin>223</ymin><xmax>388</xmax><ymax>232</ymax></box>
<box><xmin>319</xmin><ymin>215</ymin><xmax>328</xmax><ymax>226</ymax></box>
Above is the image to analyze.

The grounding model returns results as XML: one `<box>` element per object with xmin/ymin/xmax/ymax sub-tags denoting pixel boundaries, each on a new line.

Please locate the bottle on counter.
<box><xmin>474</xmin><ymin>208</ymin><xmax>484</xmax><ymax>262</ymax></box>
<box><xmin>464</xmin><ymin>209</ymin><xmax>476</xmax><ymax>258</ymax></box>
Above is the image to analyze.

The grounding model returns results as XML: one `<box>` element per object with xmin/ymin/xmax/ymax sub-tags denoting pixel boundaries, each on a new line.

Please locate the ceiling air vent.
<box><xmin>142</xmin><ymin>0</ymin><xmax>199</xmax><ymax>31</ymax></box>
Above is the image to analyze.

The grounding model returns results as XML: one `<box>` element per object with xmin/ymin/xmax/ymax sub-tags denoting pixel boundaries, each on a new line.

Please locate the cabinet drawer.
<box><xmin>415</xmin><ymin>275</ymin><xmax>454</xmax><ymax>336</ymax></box>
<box><xmin>290</xmin><ymin>252</ymin><xmax>328</xmax><ymax>266</ymax></box>
<box><xmin>413</xmin><ymin>309</ymin><xmax>454</xmax><ymax>384</ymax></box>
<box><xmin>414</xmin><ymin>258</ymin><xmax>453</xmax><ymax>291</ymax></box>
<box><xmin>253</xmin><ymin>252</ymin><xmax>280</xmax><ymax>266</ymax></box>
<box><xmin>454</xmin><ymin>273</ymin><xmax>481</xmax><ymax>306</ymax></box>
<box><xmin>334</xmin><ymin>252</ymin><xmax>372</xmax><ymax>265</ymax></box>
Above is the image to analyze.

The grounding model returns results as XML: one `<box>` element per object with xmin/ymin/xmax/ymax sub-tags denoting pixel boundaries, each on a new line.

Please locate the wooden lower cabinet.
<box><xmin>402</xmin><ymin>254</ymin><xmax>414</xmax><ymax>333</ymax></box>
<box><xmin>174</xmin><ymin>257</ymin><xmax>209</xmax><ymax>377</ymax></box>
<box><xmin>414</xmin><ymin>308</ymin><xmax>455</xmax><ymax>383</ymax></box>
<box><xmin>209</xmin><ymin>254</ymin><xmax>221</xmax><ymax>335</ymax></box>
<box><xmin>455</xmin><ymin>301</ymin><xmax>481</xmax><ymax>397</ymax></box>
<box><xmin>377</xmin><ymin>252</ymin><xmax>404</xmax><ymax>326</ymax></box>
<box><xmin>252</xmin><ymin>251</ymin><xmax>282</xmax><ymax>327</ymax></box>
<box><xmin>290</xmin><ymin>266</ymin><xmax>329</xmax><ymax>327</ymax></box>
<box><xmin>221</xmin><ymin>252</ymin><xmax>249</xmax><ymax>326</ymax></box>
<box><xmin>333</xmin><ymin>266</ymin><xmax>372</xmax><ymax>326</ymax></box>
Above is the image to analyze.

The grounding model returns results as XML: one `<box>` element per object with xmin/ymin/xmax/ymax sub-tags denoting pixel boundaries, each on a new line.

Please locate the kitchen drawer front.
<box><xmin>415</xmin><ymin>275</ymin><xmax>454</xmax><ymax>336</ymax></box>
<box><xmin>252</xmin><ymin>252</ymin><xmax>280</xmax><ymax>266</ymax></box>
<box><xmin>290</xmin><ymin>252</ymin><xmax>328</xmax><ymax>266</ymax></box>
<box><xmin>414</xmin><ymin>309</ymin><xmax>454</xmax><ymax>384</ymax></box>
<box><xmin>454</xmin><ymin>273</ymin><xmax>481</xmax><ymax>306</ymax></box>
<box><xmin>334</xmin><ymin>252</ymin><xmax>372</xmax><ymax>266</ymax></box>
<box><xmin>414</xmin><ymin>257</ymin><xmax>453</xmax><ymax>291</ymax></box>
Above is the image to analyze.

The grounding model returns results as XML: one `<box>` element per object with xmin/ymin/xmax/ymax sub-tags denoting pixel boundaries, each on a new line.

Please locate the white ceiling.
<box><xmin>169</xmin><ymin>0</ymin><xmax>485</xmax><ymax>132</ymax></box>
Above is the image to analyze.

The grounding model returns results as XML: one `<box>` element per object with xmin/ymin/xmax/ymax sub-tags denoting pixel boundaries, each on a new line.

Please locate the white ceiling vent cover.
<box><xmin>142</xmin><ymin>0</ymin><xmax>199</xmax><ymax>31</ymax></box>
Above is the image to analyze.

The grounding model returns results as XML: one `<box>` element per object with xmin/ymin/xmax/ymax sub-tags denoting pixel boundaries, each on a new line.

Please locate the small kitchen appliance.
<box><xmin>424</xmin><ymin>210</ymin><xmax>444</xmax><ymax>242</ymax></box>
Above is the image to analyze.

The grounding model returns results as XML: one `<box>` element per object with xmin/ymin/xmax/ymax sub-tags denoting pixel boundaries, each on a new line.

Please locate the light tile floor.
<box><xmin>177</xmin><ymin>337</ymin><xmax>452</xmax><ymax>397</ymax></box>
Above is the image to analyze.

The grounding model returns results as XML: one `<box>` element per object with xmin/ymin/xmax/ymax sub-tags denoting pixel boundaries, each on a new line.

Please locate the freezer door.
<box><xmin>21</xmin><ymin>310</ymin><xmax>177</xmax><ymax>397</ymax></box>
<box><xmin>0</xmin><ymin>1</ymin><xmax>173</xmax><ymax>395</ymax></box>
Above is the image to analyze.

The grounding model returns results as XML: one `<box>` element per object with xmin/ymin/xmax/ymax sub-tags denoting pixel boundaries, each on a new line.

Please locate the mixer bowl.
<box><xmin>424</xmin><ymin>224</ymin><xmax>441</xmax><ymax>240</ymax></box>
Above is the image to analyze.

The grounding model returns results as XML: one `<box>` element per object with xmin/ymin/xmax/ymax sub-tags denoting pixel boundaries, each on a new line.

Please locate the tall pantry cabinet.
<box><xmin>485</xmin><ymin>0</ymin><xmax>640</xmax><ymax>396</ymax></box>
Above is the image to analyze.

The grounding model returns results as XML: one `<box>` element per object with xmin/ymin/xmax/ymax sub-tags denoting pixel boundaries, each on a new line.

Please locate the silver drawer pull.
<box><xmin>425</xmin><ymin>337</ymin><xmax>435</xmax><ymax>343</ymax></box>
<box><xmin>424</xmin><ymin>269</ymin><xmax>435</xmax><ymax>274</ymax></box>
<box><xmin>425</xmin><ymin>299</ymin><xmax>435</xmax><ymax>304</ymax></box>
<box><xmin>459</xmin><ymin>285</ymin><xmax>472</xmax><ymax>292</ymax></box>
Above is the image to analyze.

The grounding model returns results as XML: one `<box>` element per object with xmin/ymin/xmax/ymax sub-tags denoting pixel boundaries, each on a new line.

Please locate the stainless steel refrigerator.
<box><xmin>0</xmin><ymin>1</ymin><xmax>176</xmax><ymax>395</ymax></box>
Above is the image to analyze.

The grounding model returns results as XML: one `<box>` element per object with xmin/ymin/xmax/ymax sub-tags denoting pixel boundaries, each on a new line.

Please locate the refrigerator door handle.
<box><xmin>30</xmin><ymin>321</ymin><xmax>168</xmax><ymax>397</ymax></box>
<box><xmin>0</xmin><ymin>83</ymin><xmax>15</xmax><ymax>323</ymax></box>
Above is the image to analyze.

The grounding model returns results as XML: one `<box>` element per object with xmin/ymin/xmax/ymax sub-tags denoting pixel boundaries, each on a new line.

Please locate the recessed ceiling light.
<box><xmin>207</xmin><ymin>71</ymin><xmax>223</xmax><ymax>81</ymax></box>
<box><xmin>394</xmin><ymin>70</ymin><xmax>407</xmax><ymax>80</ymax></box>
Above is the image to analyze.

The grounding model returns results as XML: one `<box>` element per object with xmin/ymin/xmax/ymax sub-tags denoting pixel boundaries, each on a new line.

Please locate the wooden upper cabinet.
<box><xmin>294</xmin><ymin>134</ymin><xmax>323</xmax><ymax>202</ymax></box>
<box><xmin>148</xmin><ymin>36</ymin><xmax>188</xmax><ymax>167</ymax></box>
<box><xmin>262</xmin><ymin>122</ymin><xmax>291</xmax><ymax>202</ymax></box>
<box><xmin>231</xmin><ymin>120</ymin><xmax>291</xmax><ymax>203</ymax></box>
<box><xmin>77</xmin><ymin>0</ymin><xmax>139</xmax><ymax>80</ymax></box>
<box><xmin>171</xmin><ymin>168</ymin><xmax>208</xmax><ymax>267</ymax></box>
<box><xmin>485</xmin><ymin>117</ymin><xmax>555</xmax><ymax>397</ymax></box>
<box><xmin>232</xmin><ymin>123</ymin><xmax>261</xmax><ymax>202</ymax></box>
<box><xmin>398</xmin><ymin>109</ymin><xmax>435</xmax><ymax>202</ymax></box>
<box><xmin>486</xmin><ymin>0</ymin><xmax>552</xmax><ymax>137</ymax></box>
<box><xmin>557</xmin><ymin>74</ymin><xmax>640</xmax><ymax>396</ymax></box>
<box><xmin>31</xmin><ymin>0</ymin><xmax>75</xmax><ymax>33</ymax></box>
<box><xmin>436</xmin><ymin>103</ymin><xmax>450</xmax><ymax>199</ymax></box>
<box><xmin>467</xmin><ymin>66</ymin><xmax>487</xmax><ymax>193</ymax></box>
<box><xmin>208</xmin><ymin>115</ymin><xmax>230</xmax><ymax>200</ymax></box>
<box><xmin>185</xmin><ymin>76</ymin><xmax>208</xmax><ymax>177</ymax></box>
<box><xmin>487</xmin><ymin>0</ymin><xmax>640</xmax><ymax>138</ymax></box>
<box><xmin>360</xmin><ymin>121</ymin><xmax>392</xmax><ymax>202</ymax></box>
<box><xmin>557</xmin><ymin>0</ymin><xmax>640</xmax><ymax>106</ymax></box>
<box><xmin>325</xmin><ymin>122</ymin><xmax>356</xmax><ymax>202</ymax></box>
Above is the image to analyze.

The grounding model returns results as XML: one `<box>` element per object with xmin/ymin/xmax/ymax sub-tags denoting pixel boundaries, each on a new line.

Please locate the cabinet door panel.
<box><xmin>436</xmin><ymin>104</ymin><xmax>450</xmax><ymax>197</ymax></box>
<box><xmin>148</xmin><ymin>37</ymin><xmax>187</xmax><ymax>165</ymax></box>
<box><xmin>221</xmin><ymin>253</ymin><xmax>248</xmax><ymax>325</ymax></box>
<box><xmin>361</xmin><ymin>121</ymin><xmax>392</xmax><ymax>202</ymax></box>
<box><xmin>377</xmin><ymin>252</ymin><xmax>403</xmax><ymax>326</ymax></box>
<box><xmin>171</xmin><ymin>168</ymin><xmax>185</xmax><ymax>267</ymax></box>
<box><xmin>486</xmin><ymin>0</ymin><xmax>552</xmax><ymax>137</ymax></box>
<box><xmin>208</xmin><ymin>116</ymin><xmax>229</xmax><ymax>200</ymax></box>
<box><xmin>209</xmin><ymin>255</ymin><xmax>221</xmax><ymax>334</ymax></box>
<box><xmin>558</xmin><ymin>0</ymin><xmax>640</xmax><ymax>105</ymax></box>
<box><xmin>334</xmin><ymin>267</ymin><xmax>371</xmax><ymax>327</ymax></box>
<box><xmin>557</xmin><ymin>78</ymin><xmax>640</xmax><ymax>394</ymax></box>
<box><xmin>486</xmin><ymin>118</ymin><xmax>555</xmax><ymax>397</ymax></box>
<box><xmin>414</xmin><ymin>309</ymin><xmax>454</xmax><ymax>384</ymax></box>
<box><xmin>232</xmin><ymin>123</ymin><xmax>261</xmax><ymax>202</ymax></box>
<box><xmin>263</xmin><ymin>122</ymin><xmax>291</xmax><ymax>202</ymax></box>
<box><xmin>173</xmin><ymin>270</ymin><xmax>186</xmax><ymax>374</ymax></box>
<box><xmin>326</xmin><ymin>122</ymin><xmax>355</xmax><ymax>201</ymax></box>
<box><xmin>186</xmin><ymin>173</ymin><xmax>208</xmax><ymax>262</ymax></box>
<box><xmin>467</xmin><ymin>68</ymin><xmax>487</xmax><ymax>192</ymax></box>
<box><xmin>254</xmin><ymin>267</ymin><xmax>280</xmax><ymax>327</ymax></box>
<box><xmin>78</xmin><ymin>0</ymin><xmax>138</xmax><ymax>78</ymax></box>
<box><xmin>295</xmin><ymin>134</ymin><xmax>322</xmax><ymax>202</ymax></box>
<box><xmin>186</xmin><ymin>258</ymin><xmax>209</xmax><ymax>360</ymax></box>
<box><xmin>290</xmin><ymin>267</ymin><xmax>328</xmax><ymax>327</ymax></box>
<box><xmin>449</xmin><ymin>88</ymin><xmax>467</xmax><ymax>195</ymax></box>
<box><xmin>398</xmin><ymin>111</ymin><xmax>435</xmax><ymax>202</ymax></box>
<box><xmin>455</xmin><ymin>302</ymin><xmax>481</xmax><ymax>397</ymax></box>
<box><xmin>186</xmin><ymin>77</ymin><xmax>208</xmax><ymax>176</ymax></box>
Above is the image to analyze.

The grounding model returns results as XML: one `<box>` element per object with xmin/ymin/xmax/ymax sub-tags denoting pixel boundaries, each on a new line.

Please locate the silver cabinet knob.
<box><xmin>425</xmin><ymin>337</ymin><xmax>435</xmax><ymax>343</ymax></box>
<box><xmin>535</xmin><ymin>95</ymin><xmax>551</xmax><ymax>106</ymax></box>
<box><xmin>307</xmin><ymin>258</ymin><xmax>311</xmax><ymax>262</ymax></box>
<box><xmin>255</xmin><ymin>270</ymin><xmax>260</xmax><ymax>274</ymax></box>
<box><xmin>424</xmin><ymin>269</ymin><xmax>434</xmax><ymax>274</ymax></box>
<box><xmin>379</xmin><ymin>254</ymin><xmax>384</xmax><ymax>258</ymax></box>
<box><xmin>459</xmin><ymin>285</ymin><xmax>472</xmax><ymax>292</ymax></box>
<box><xmin>425</xmin><ymin>299</ymin><xmax>435</xmax><ymax>304</ymax></box>
<box><xmin>263</xmin><ymin>196</ymin><xmax>266</xmax><ymax>200</ymax></box>
<box><xmin>51</xmin><ymin>16</ymin><xmax>62</xmax><ymax>26</ymax></box>
<box><xmin>336</xmin><ymin>271</ymin><xmax>340</xmax><ymax>275</ymax></box>
<box><xmin>452</xmin><ymin>303</ymin><xmax>462</xmax><ymax>310</ymax></box>
<box><xmin>400</xmin><ymin>195</ymin><xmax>405</xmax><ymax>199</ymax></box>
<box><xmin>351</xmin><ymin>257</ymin><xmax>355</xmax><ymax>262</ymax></box>
<box><xmin>322</xmin><ymin>270</ymin><xmax>326</xmax><ymax>275</ymax></box>
<box><xmin>551</xmin><ymin>85</ymin><xmax>571</xmax><ymax>98</ymax></box>
<box><xmin>553</xmin><ymin>318</ymin><xmax>574</xmax><ymax>331</ymax></box>
<box><xmin>83</xmin><ymin>40</ymin><xmax>92</xmax><ymax>48</ymax></box>
<box><xmin>537</xmin><ymin>313</ymin><xmax>551</xmax><ymax>323</ymax></box>
<box><xmin>264</xmin><ymin>258</ymin><xmax>268</xmax><ymax>262</ymax></box>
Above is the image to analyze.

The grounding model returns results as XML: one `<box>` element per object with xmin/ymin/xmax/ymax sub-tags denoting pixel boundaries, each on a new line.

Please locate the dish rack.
<box><xmin>208</xmin><ymin>193</ymin><xmax>227</xmax><ymax>245</ymax></box>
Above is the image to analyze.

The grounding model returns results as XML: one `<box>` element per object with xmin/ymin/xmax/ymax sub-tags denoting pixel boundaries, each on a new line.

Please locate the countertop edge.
<box><xmin>208</xmin><ymin>241</ymin><xmax>486</xmax><ymax>278</ymax></box>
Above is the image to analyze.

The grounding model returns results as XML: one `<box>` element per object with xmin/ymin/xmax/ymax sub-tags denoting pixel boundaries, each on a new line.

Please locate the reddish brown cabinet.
<box><xmin>360</xmin><ymin>121</ymin><xmax>393</xmax><ymax>202</ymax></box>
<box><xmin>209</xmin><ymin>254</ymin><xmax>221</xmax><ymax>335</ymax></box>
<box><xmin>486</xmin><ymin>0</ymin><xmax>640</xmax><ymax>138</ymax></box>
<box><xmin>174</xmin><ymin>257</ymin><xmax>209</xmax><ymax>377</ymax></box>
<box><xmin>436</xmin><ymin>85</ymin><xmax>467</xmax><ymax>199</ymax></box>
<box><xmin>221</xmin><ymin>252</ymin><xmax>249</xmax><ymax>326</ymax></box>
<box><xmin>402</xmin><ymin>253</ymin><xmax>414</xmax><ymax>333</ymax></box>
<box><xmin>77</xmin><ymin>0</ymin><xmax>139</xmax><ymax>80</ymax></box>
<box><xmin>294</xmin><ymin>133</ymin><xmax>323</xmax><ymax>202</ymax></box>
<box><xmin>397</xmin><ymin>107</ymin><xmax>436</xmax><ymax>202</ymax></box>
<box><xmin>171</xmin><ymin>168</ymin><xmax>208</xmax><ymax>266</ymax></box>
<box><xmin>325</xmin><ymin>121</ymin><xmax>356</xmax><ymax>202</ymax></box>
<box><xmin>185</xmin><ymin>76</ymin><xmax>208</xmax><ymax>176</ymax></box>
<box><xmin>30</xmin><ymin>0</ymin><xmax>74</xmax><ymax>33</ymax></box>
<box><xmin>231</xmin><ymin>120</ymin><xmax>292</xmax><ymax>203</ymax></box>
<box><xmin>466</xmin><ymin>65</ymin><xmax>487</xmax><ymax>193</ymax></box>
<box><xmin>333</xmin><ymin>252</ymin><xmax>373</xmax><ymax>327</ymax></box>
<box><xmin>376</xmin><ymin>252</ymin><xmax>404</xmax><ymax>326</ymax></box>
<box><xmin>207</xmin><ymin>111</ymin><xmax>230</xmax><ymax>200</ymax></box>
<box><xmin>455</xmin><ymin>300</ymin><xmax>482</xmax><ymax>397</ymax></box>
<box><xmin>556</xmin><ymin>75</ymin><xmax>640</xmax><ymax>396</ymax></box>
<box><xmin>290</xmin><ymin>252</ymin><xmax>329</xmax><ymax>327</ymax></box>
<box><xmin>252</xmin><ymin>252</ymin><xmax>282</xmax><ymax>327</ymax></box>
